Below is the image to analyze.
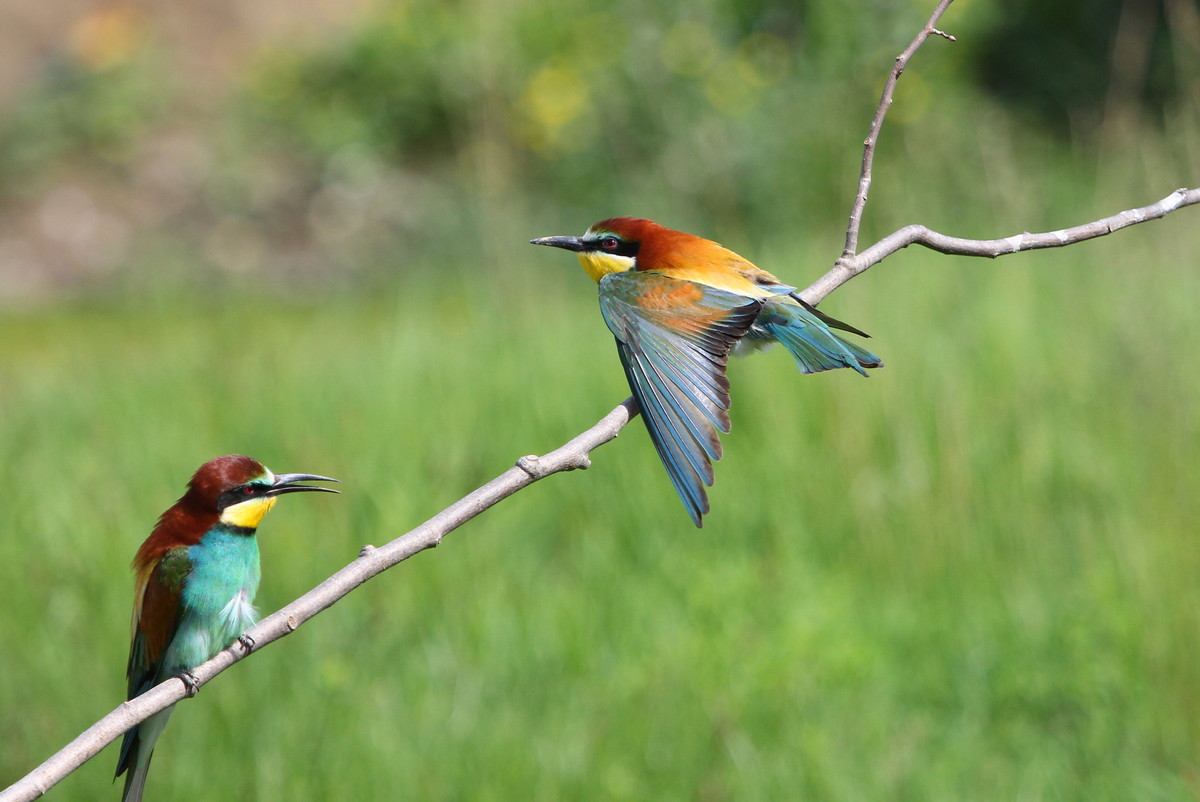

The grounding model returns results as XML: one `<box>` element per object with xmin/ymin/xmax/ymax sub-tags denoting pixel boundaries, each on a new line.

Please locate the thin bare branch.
<box><xmin>842</xmin><ymin>0</ymin><xmax>957</xmax><ymax>259</ymax></box>
<box><xmin>805</xmin><ymin>187</ymin><xmax>1200</xmax><ymax>304</ymax></box>
<box><xmin>0</xmin><ymin>399</ymin><xmax>639</xmax><ymax>802</ymax></box>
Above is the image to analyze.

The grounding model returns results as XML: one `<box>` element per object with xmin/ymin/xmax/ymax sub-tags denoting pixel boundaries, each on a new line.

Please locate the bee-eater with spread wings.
<box><xmin>532</xmin><ymin>217</ymin><xmax>881</xmax><ymax>527</ymax></box>
<box><xmin>115</xmin><ymin>455</ymin><xmax>338</xmax><ymax>802</ymax></box>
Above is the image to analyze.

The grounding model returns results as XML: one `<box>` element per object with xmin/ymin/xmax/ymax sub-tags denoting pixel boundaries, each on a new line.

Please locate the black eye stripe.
<box><xmin>588</xmin><ymin>236</ymin><xmax>640</xmax><ymax>258</ymax></box>
<box><xmin>217</xmin><ymin>483</ymin><xmax>267</xmax><ymax>511</ymax></box>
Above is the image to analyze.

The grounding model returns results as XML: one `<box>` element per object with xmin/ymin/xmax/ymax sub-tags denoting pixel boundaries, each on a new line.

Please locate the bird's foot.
<box><xmin>179</xmin><ymin>671</ymin><xmax>200</xmax><ymax>697</ymax></box>
<box><xmin>237</xmin><ymin>633</ymin><xmax>255</xmax><ymax>654</ymax></box>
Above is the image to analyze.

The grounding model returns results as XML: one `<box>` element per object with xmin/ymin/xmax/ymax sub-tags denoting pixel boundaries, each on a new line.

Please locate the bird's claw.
<box><xmin>179</xmin><ymin>671</ymin><xmax>200</xmax><ymax>697</ymax></box>
<box><xmin>237</xmin><ymin>633</ymin><xmax>255</xmax><ymax>654</ymax></box>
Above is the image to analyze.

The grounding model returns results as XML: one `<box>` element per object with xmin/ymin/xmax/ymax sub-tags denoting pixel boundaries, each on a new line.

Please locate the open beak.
<box><xmin>530</xmin><ymin>235</ymin><xmax>586</xmax><ymax>252</ymax></box>
<box><xmin>267</xmin><ymin>473</ymin><xmax>340</xmax><ymax>497</ymax></box>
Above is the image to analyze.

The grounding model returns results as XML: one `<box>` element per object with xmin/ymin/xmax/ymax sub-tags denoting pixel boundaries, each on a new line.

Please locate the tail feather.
<box><xmin>763</xmin><ymin>300</ymin><xmax>882</xmax><ymax>376</ymax></box>
<box><xmin>121</xmin><ymin>754</ymin><xmax>153</xmax><ymax>802</ymax></box>
<box><xmin>793</xmin><ymin>295</ymin><xmax>874</xmax><ymax>339</ymax></box>
<box><xmin>839</xmin><ymin>336</ymin><xmax>884</xmax><ymax>371</ymax></box>
<box><xmin>116</xmin><ymin>705</ymin><xmax>174</xmax><ymax>802</ymax></box>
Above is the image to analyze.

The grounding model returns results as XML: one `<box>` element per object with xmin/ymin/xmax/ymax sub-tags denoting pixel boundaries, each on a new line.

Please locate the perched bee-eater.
<box><xmin>532</xmin><ymin>217</ymin><xmax>881</xmax><ymax>526</ymax></box>
<box><xmin>115</xmin><ymin>455</ymin><xmax>338</xmax><ymax>802</ymax></box>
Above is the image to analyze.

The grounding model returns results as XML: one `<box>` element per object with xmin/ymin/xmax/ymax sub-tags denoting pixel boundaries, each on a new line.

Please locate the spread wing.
<box><xmin>599</xmin><ymin>271</ymin><xmax>761</xmax><ymax>526</ymax></box>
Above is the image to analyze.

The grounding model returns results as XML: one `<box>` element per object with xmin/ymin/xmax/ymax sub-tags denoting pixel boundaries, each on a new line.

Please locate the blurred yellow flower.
<box><xmin>660</xmin><ymin>21</ymin><xmax>718</xmax><ymax>78</ymax></box>
<box><xmin>517</xmin><ymin>62</ymin><xmax>590</xmax><ymax>153</ymax></box>
<box><xmin>68</xmin><ymin>4</ymin><xmax>148</xmax><ymax>71</ymax></box>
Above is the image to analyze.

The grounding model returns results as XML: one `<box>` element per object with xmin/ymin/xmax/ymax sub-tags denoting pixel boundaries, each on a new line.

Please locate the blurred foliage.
<box><xmin>0</xmin><ymin>6</ymin><xmax>169</xmax><ymax>192</ymax></box>
<box><xmin>974</xmin><ymin>0</ymin><xmax>1199</xmax><ymax>134</ymax></box>
<box><xmin>0</xmin><ymin>0</ymin><xmax>1194</xmax><ymax>298</ymax></box>
<box><xmin>231</xmin><ymin>0</ymin><xmax>924</xmax><ymax>242</ymax></box>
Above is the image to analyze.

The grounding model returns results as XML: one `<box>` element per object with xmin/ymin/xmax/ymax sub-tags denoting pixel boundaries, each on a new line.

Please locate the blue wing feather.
<box><xmin>599</xmin><ymin>272</ymin><xmax>760</xmax><ymax>526</ymax></box>
<box><xmin>631</xmin><ymin>322</ymin><xmax>731</xmax><ymax>430</ymax></box>
<box><xmin>618</xmin><ymin>347</ymin><xmax>712</xmax><ymax>516</ymax></box>
<box><xmin>623</xmin><ymin>346</ymin><xmax>717</xmax><ymax>470</ymax></box>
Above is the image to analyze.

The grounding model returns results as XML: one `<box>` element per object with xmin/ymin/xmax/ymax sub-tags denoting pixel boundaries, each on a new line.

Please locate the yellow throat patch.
<box><xmin>577</xmin><ymin>251</ymin><xmax>635</xmax><ymax>283</ymax></box>
<box><xmin>220</xmin><ymin>495</ymin><xmax>278</xmax><ymax>529</ymax></box>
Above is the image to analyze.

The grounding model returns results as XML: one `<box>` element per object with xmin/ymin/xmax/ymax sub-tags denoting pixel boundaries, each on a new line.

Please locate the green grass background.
<box><xmin>2</xmin><ymin>1</ymin><xmax>1199</xmax><ymax>799</ymax></box>
<box><xmin>3</xmin><ymin>199</ymin><xmax>1198</xmax><ymax>800</ymax></box>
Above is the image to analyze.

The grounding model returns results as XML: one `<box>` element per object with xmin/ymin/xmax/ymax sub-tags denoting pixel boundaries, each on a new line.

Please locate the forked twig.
<box><xmin>841</xmin><ymin>0</ymin><xmax>957</xmax><ymax>259</ymax></box>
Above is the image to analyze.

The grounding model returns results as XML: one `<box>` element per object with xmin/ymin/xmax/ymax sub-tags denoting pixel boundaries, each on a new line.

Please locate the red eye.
<box><xmin>600</xmin><ymin>236</ymin><xmax>619</xmax><ymax>250</ymax></box>
<box><xmin>243</xmin><ymin>486</ymin><xmax>256</xmax><ymax>495</ymax></box>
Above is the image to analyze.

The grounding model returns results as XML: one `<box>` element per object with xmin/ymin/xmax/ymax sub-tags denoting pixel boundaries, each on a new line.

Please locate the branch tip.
<box><xmin>809</xmin><ymin>187</ymin><xmax>1199</xmax><ymax>302</ymax></box>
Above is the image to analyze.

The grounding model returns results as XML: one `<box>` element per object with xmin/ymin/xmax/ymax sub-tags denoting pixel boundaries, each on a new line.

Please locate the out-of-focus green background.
<box><xmin>2</xmin><ymin>0</ymin><xmax>1198</xmax><ymax>799</ymax></box>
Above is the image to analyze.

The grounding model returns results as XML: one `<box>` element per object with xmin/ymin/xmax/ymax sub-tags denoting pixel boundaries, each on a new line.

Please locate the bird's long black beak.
<box><xmin>267</xmin><ymin>473</ymin><xmax>340</xmax><ymax>496</ymax></box>
<box><xmin>530</xmin><ymin>235</ymin><xmax>586</xmax><ymax>252</ymax></box>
